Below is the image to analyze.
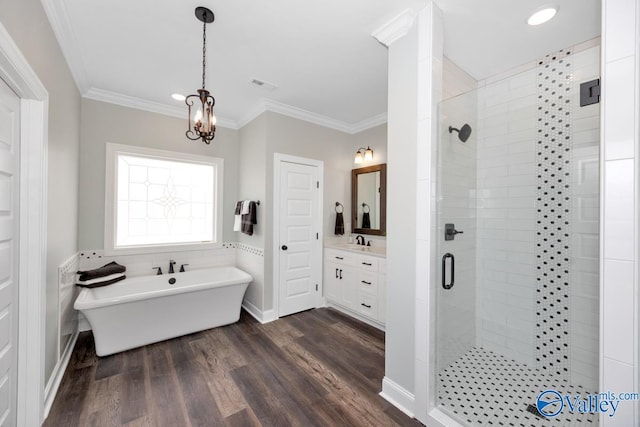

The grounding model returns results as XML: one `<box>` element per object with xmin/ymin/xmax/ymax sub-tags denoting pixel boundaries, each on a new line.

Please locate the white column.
<box><xmin>600</xmin><ymin>0</ymin><xmax>640</xmax><ymax>425</ymax></box>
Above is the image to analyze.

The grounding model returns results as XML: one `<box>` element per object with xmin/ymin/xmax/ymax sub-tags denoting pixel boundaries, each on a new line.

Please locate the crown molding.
<box><xmin>349</xmin><ymin>112</ymin><xmax>388</xmax><ymax>133</ymax></box>
<box><xmin>83</xmin><ymin>88</ymin><xmax>238</xmax><ymax>129</ymax></box>
<box><xmin>372</xmin><ymin>9</ymin><xmax>418</xmax><ymax>47</ymax></box>
<box><xmin>82</xmin><ymin>88</ymin><xmax>384</xmax><ymax>134</ymax></box>
<box><xmin>239</xmin><ymin>98</ymin><xmax>386</xmax><ymax>134</ymax></box>
<box><xmin>41</xmin><ymin>0</ymin><xmax>90</xmax><ymax>93</ymax></box>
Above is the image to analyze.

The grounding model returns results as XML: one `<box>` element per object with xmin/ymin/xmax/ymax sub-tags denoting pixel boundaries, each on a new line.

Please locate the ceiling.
<box><xmin>42</xmin><ymin>0</ymin><xmax>601</xmax><ymax>133</ymax></box>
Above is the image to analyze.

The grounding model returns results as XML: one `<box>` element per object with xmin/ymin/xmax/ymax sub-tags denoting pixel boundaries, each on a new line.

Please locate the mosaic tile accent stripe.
<box><xmin>534</xmin><ymin>50</ymin><xmax>573</xmax><ymax>379</ymax></box>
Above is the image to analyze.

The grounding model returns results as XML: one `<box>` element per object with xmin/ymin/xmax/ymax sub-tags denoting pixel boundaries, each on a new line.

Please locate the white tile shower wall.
<box><xmin>476</xmin><ymin>67</ymin><xmax>538</xmax><ymax>367</ymax></box>
<box><xmin>568</xmin><ymin>46</ymin><xmax>601</xmax><ymax>391</ymax></box>
<box><xmin>475</xmin><ymin>45</ymin><xmax>600</xmax><ymax>389</ymax></box>
<box><xmin>437</xmin><ymin>60</ymin><xmax>477</xmax><ymax>370</ymax></box>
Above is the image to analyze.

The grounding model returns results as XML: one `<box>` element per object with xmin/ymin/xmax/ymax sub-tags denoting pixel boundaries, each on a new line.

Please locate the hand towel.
<box><xmin>77</xmin><ymin>261</ymin><xmax>126</xmax><ymax>282</ymax></box>
<box><xmin>233</xmin><ymin>201</ymin><xmax>242</xmax><ymax>231</ymax></box>
<box><xmin>241</xmin><ymin>201</ymin><xmax>258</xmax><ymax>236</ymax></box>
<box><xmin>76</xmin><ymin>272</ymin><xmax>125</xmax><ymax>286</ymax></box>
<box><xmin>76</xmin><ymin>275</ymin><xmax>126</xmax><ymax>289</ymax></box>
<box><xmin>241</xmin><ymin>200</ymin><xmax>250</xmax><ymax>215</ymax></box>
<box><xmin>335</xmin><ymin>212</ymin><xmax>344</xmax><ymax>235</ymax></box>
<box><xmin>362</xmin><ymin>212</ymin><xmax>371</xmax><ymax>229</ymax></box>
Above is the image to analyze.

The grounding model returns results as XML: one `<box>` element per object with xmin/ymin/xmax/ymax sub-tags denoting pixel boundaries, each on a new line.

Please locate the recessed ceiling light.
<box><xmin>527</xmin><ymin>7</ymin><xmax>557</xmax><ymax>26</ymax></box>
<box><xmin>171</xmin><ymin>93</ymin><xmax>186</xmax><ymax>101</ymax></box>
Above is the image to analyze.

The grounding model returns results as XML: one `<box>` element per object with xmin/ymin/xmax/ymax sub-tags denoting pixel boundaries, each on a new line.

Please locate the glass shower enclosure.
<box><xmin>436</xmin><ymin>43</ymin><xmax>601</xmax><ymax>425</ymax></box>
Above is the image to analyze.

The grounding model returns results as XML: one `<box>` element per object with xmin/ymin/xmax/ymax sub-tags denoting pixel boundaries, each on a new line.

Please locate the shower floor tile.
<box><xmin>438</xmin><ymin>347</ymin><xmax>598</xmax><ymax>426</ymax></box>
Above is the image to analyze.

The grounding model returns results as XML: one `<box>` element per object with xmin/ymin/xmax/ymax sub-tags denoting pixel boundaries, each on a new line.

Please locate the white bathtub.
<box><xmin>74</xmin><ymin>266</ymin><xmax>252</xmax><ymax>356</ymax></box>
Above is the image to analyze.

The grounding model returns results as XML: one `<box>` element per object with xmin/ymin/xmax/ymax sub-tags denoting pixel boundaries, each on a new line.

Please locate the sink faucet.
<box><xmin>355</xmin><ymin>235</ymin><xmax>365</xmax><ymax>246</ymax></box>
<box><xmin>169</xmin><ymin>260</ymin><xmax>176</xmax><ymax>274</ymax></box>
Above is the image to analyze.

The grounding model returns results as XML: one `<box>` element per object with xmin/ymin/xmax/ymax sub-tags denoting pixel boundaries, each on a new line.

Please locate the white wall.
<box><xmin>600</xmin><ymin>1</ymin><xmax>640</xmax><ymax>425</ymax></box>
<box><xmin>77</xmin><ymin>98</ymin><xmax>241</xmax><ymax>250</ymax></box>
<box><xmin>0</xmin><ymin>0</ymin><xmax>81</xmax><ymax>384</ymax></box>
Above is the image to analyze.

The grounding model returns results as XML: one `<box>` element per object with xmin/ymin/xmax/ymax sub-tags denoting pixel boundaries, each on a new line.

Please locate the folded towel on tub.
<box><xmin>77</xmin><ymin>261</ymin><xmax>126</xmax><ymax>281</ymax></box>
<box><xmin>76</xmin><ymin>272</ymin><xmax>125</xmax><ymax>287</ymax></box>
<box><xmin>76</xmin><ymin>274</ymin><xmax>126</xmax><ymax>288</ymax></box>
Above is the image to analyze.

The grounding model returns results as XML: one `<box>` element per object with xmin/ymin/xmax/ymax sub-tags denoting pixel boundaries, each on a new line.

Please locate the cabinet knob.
<box><xmin>281</xmin><ymin>245</ymin><xmax>288</xmax><ymax>250</ymax></box>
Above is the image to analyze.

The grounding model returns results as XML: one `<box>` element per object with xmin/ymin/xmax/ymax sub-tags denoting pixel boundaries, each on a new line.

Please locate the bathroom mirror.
<box><xmin>351</xmin><ymin>163</ymin><xmax>386</xmax><ymax>236</ymax></box>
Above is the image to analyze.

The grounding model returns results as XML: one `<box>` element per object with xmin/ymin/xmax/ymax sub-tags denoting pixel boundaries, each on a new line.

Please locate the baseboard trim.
<box><xmin>242</xmin><ymin>300</ymin><xmax>277</xmax><ymax>324</ymax></box>
<box><xmin>43</xmin><ymin>330</ymin><xmax>79</xmax><ymax>420</ymax></box>
<box><xmin>380</xmin><ymin>376</ymin><xmax>416</xmax><ymax>418</ymax></box>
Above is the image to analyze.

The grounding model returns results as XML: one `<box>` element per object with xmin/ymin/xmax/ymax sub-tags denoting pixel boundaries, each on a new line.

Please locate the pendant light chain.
<box><xmin>201</xmin><ymin>17</ymin><xmax>207</xmax><ymax>90</ymax></box>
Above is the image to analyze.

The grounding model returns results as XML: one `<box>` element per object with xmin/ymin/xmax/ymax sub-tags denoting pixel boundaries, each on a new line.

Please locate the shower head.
<box><xmin>448</xmin><ymin>123</ymin><xmax>472</xmax><ymax>142</ymax></box>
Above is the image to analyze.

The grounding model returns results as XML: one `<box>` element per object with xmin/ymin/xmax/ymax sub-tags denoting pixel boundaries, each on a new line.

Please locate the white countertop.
<box><xmin>324</xmin><ymin>242</ymin><xmax>386</xmax><ymax>258</ymax></box>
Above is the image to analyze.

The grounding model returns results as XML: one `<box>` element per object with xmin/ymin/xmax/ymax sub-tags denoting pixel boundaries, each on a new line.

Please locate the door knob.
<box><xmin>281</xmin><ymin>245</ymin><xmax>288</xmax><ymax>250</ymax></box>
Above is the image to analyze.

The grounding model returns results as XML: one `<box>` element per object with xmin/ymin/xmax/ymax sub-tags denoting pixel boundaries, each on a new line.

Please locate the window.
<box><xmin>105</xmin><ymin>143</ymin><xmax>223</xmax><ymax>254</ymax></box>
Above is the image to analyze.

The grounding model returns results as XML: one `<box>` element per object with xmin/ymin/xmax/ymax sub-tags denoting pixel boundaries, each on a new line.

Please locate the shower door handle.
<box><xmin>442</xmin><ymin>253</ymin><xmax>454</xmax><ymax>290</ymax></box>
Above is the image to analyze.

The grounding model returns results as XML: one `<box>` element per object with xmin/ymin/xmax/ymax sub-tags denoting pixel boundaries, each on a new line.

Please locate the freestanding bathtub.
<box><xmin>74</xmin><ymin>266</ymin><xmax>252</xmax><ymax>356</ymax></box>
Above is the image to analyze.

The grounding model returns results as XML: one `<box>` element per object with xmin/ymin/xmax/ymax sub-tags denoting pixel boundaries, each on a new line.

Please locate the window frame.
<box><xmin>104</xmin><ymin>142</ymin><xmax>224</xmax><ymax>255</ymax></box>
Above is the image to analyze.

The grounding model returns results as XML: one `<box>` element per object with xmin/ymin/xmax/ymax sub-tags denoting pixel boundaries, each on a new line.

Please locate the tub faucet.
<box><xmin>355</xmin><ymin>235</ymin><xmax>365</xmax><ymax>246</ymax></box>
<box><xmin>168</xmin><ymin>260</ymin><xmax>176</xmax><ymax>274</ymax></box>
<box><xmin>152</xmin><ymin>267</ymin><xmax>163</xmax><ymax>275</ymax></box>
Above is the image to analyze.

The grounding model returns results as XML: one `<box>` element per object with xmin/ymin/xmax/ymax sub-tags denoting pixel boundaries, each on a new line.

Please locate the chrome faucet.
<box><xmin>168</xmin><ymin>260</ymin><xmax>176</xmax><ymax>274</ymax></box>
<box><xmin>355</xmin><ymin>235</ymin><xmax>365</xmax><ymax>246</ymax></box>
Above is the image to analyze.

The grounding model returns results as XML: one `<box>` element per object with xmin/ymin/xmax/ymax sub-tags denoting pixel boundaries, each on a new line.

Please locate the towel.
<box><xmin>77</xmin><ymin>261</ymin><xmax>126</xmax><ymax>282</ymax></box>
<box><xmin>77</xmin><ymin>272</ymin><xmax>125</xmax><ymax>287</ymax></box>
<box><xmin>233</xmin><ymin>201</ymin><xmax>242</xmax><ymax>231</ymax></box>
<box><xmin>241</xmin><ymin>201</ymin><xmax>257</xmax><ymax>236</ymax></box>
<box><xmin>362</xmin><ymin>212</ymin><xmax>371</xmax><ymax>229</ymax></box>
<box><xmin>335</xmin><ymin>212</ymin><xmax>344</xmax><ymax>235</ymax></box>
<box><xmin>241</xmin><ymin>200</ymin><xmax>250</xmax><ymax>215</ymax></box>
<box><xmin>76</xmin><ymin>275</ymin><xmax>126</xmax><ymax>289</ymax></box>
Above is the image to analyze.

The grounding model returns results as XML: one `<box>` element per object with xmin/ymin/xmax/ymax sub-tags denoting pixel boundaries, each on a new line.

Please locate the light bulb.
<box><xmin>364</xmin><ymin>147</ymin><xmax>373</xmax><ymax>161</ymax></box>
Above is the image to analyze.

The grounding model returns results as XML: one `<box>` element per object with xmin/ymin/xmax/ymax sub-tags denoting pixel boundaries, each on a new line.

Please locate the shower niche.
<box><xmin>435</xmin><ymin>43</ymin><xmax>601</xmax><ymax>425</ymax></box>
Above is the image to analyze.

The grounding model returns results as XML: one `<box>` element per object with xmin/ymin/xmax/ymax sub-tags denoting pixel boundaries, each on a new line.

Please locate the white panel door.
<box><xmin>0</xmin><ymin>77</ymin><xmax>19</xmax><ymax>426</ymax></box>
<box><xmin>278</xmin><ymin>161</ymin><xmax>320</xmax><ymax>317</ymax></box>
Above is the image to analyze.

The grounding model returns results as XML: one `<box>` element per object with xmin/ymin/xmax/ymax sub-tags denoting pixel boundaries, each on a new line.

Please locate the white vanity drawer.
<box><xmin>356</xmin><ymin>292</ymin><xmax>378</xmax><ymax>319</ymax></box>
<box><xmin>357</xmin><ymin>271</ymin><xmax>378</xmax><ymax>295</ymax></box>
<box><xmin>355</xmin><ymin>255</ymin><xmax>378</xmax><ymax>272</ymax></box>
<box><xmin>324</xmin><ymin>249</ymin><xmax>356</xmax><ymax>266</ymax></box>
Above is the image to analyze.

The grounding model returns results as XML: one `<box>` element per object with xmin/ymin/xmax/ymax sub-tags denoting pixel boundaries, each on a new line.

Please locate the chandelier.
<box><xmin>185</xmin><ymin>7</ymin><xmax>217</xmax><ymax>144</ymax></box>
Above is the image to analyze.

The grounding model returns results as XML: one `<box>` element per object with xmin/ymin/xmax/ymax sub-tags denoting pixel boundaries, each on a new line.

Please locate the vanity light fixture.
<box><xmin>527</xmin><ymin>6</ymin><xmax>557</xmax><ymax>26</ymax></box>
<box><xmin>354</xmin><ymin>146</ymin><xmax>374</xmax><ymax>164</ymax></box>
<box><xmin>185</xmin><ymin>7</ymin><xmax>217</xmax><ymax>144</ymax></box>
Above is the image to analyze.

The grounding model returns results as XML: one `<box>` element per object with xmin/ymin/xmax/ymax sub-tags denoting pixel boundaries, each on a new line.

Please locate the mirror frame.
<box><xmin>351</xmin><ymin>163</ymin><xmax>386</xmax><ymax>236</ymax></box>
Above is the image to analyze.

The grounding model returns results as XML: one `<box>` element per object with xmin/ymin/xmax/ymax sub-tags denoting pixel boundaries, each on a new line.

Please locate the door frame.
<box><xmin>272</xmin><ymin>153</ymin><xmax>324</xmax><ymax>318</ymax></box>
<box><xmin>0</xmin><ymin>24</ymin><xmax>49</xmax><ymax>426</ymax></box>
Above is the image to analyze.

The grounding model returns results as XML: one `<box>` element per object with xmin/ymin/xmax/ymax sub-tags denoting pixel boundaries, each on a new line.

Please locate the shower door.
<box><xmin>435</xmin><ymin>46</ymin><xmax>601</xmax><ymax>426</ymax></box>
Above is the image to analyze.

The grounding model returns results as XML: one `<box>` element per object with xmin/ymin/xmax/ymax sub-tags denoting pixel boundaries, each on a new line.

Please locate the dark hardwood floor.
<box><xmin>45</xmin><ymin>308</ymin><xmax>423</xmax><ymax>427</ymax></box>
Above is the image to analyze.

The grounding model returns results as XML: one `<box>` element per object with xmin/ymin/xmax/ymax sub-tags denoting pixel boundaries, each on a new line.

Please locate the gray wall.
<box><xmin>237</xmin><ymin>114</ymin><xmax>267</xmax><ymax>250</ymax></box>
<box><xmin>78</xmin><ymin>99</ymin><xmax>240</xmax><ymax>250</ymax></box>
<box><xmin>0</xmin><ymin>0</ymin><xmax>81</xmax><ymax>382</ymax></box>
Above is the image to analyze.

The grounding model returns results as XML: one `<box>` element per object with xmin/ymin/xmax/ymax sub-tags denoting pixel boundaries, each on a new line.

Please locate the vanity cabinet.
<box><xmin>324</xmin><ymin>248</ymin><xmax>386</xmax><ymax>327</ymax></box>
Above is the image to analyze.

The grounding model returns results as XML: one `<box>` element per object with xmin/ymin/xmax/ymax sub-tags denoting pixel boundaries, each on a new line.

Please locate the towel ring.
<box><xmin>335</xmin><ymin>202</ymin><xmax>344</xmax><ymax>213</ymax></box>
<box><xmin>362</xmin><ymin>203</ymin><xmax>370</xmax><ymax>213</ymax></box>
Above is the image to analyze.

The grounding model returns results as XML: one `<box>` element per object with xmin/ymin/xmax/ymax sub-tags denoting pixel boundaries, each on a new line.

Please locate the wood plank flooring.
<box><xmin>45</xmin><ymin>308</ymin><xmax>423</xmax><ymax>427</ymax></box>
